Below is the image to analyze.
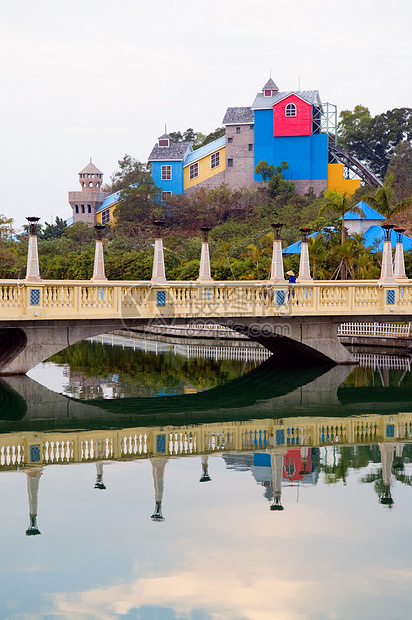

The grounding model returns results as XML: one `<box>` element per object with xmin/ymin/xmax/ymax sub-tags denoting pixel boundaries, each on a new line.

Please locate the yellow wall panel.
<box><xmin>327</xmin><ymin>164</ymin><xmax>361</xmax><ymax>196</ymax></box>
<box><xmin>184</xmin><ymin>147</ymin><xmax>226</xmax><ymax>190</ymax></box>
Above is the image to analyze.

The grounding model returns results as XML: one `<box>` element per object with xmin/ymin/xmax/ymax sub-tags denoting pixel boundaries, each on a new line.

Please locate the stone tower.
<box><xmin>68</xmin><ymin>160</ymin><xmax>109</xmax><ymax>225</ymax></box>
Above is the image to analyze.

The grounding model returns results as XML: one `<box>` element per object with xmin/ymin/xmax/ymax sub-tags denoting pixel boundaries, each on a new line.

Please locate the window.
<box><xmin>264</xmin><ymin>89</ymin><xmax>272</xmax><ymax>97</ymax></box>
<box><xmin>189</xmin><ymin>162</ymin><xmax>199</xmax><ymax>180</ymax></box>
<box><xmin>75</xmin><ymin>205</ymin><xmax>79</xmax><ymax>213</ymax></box>
<box><xmin>285</xmin><ymin>103</ymin><xmax>297</xmax><ymax>117</ymax></box>
<box><xmin>88</xmin><ymin>205</ymin><xmax>92</xmax><ymax>213</ymax></box>
<box><xmin>236</xmin><ymin>127</ymin><xmax>241</xmax><ymax>134</ymax></box>
<box><xmin>211</xmin><ymin>152</ymin><xmax>220</xmax><ymax>169</ymax></box>
<box><xmin>248</xmin><ymin>144</ymin><xmax>253</xmax><ymax>151</ymax></box>
<box><xmin>227</xmin><ymin>158</ymin><xmax>233</xmax><ymax>167</ymax></box>
<box><xmin>162</xmin><ymin>191</ymin><xmax>172</xmax><ymax>201</ymax></box>
<box><xmin>161</xmin><ymin>165</ymin><xmax>172</xmax><ymax>180</ymax></box>
<box><xmin>228</xmin><ymin>137</ymin><xmax>233</xmax><ymax>143</ymax></box>
<box><xmin>159</xmin><ymin>139</ymin><xmax>169</xmax><ymax>147</ymax></box>
<box><xmin>101</xmin><ymin>209</ymin><xmax>110</xmax><ymax>224</ymax></box>
<box><xmin>81</xmin><ymin>205</ymin><xmax>85</xmax><ymax>213</ymax></box>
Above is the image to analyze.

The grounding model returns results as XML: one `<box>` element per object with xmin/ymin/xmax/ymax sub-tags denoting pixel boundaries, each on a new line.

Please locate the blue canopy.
<box><xmin>283</xmin><ymin>226</ymin><xmax>412</xmax><ymax>254</ymax></box>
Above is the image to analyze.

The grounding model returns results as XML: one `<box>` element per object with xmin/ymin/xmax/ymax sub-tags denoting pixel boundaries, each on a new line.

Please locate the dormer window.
<box><xmin>285</xmin><ymin>103</ymin><xmax>297</xmax><ymax>117</ymax></box>
<box><xmin>264</xmin><ymin>90</ymin><xmax>272</xmax><ymax>97</ymax></box>
<box><xmin>159</xmin><ymin>139</ymin><xmax>170</xmax><ymax>147</ymax></box>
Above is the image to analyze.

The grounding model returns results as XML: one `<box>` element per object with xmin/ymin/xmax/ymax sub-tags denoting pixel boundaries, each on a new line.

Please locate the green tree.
<box><xmin>338</xmin><ymin>105</ymin><xmax>412</xmax><ymax>179</ymax></box>
<box><xmin>362</xmin><ymin>174</ymin><xmax>412</xmax><ymax>224</ymax></box>
<box><xmin>255</xmin><ymin>160</ymin><xmax>295</xmax><ymax>203</ymax></box>
<box><xmin>41</xmin><ymin>216</ymin><xmax>67</xmax><ymax>240</ymax></box>
<box><xmin>386</xmin><ymin>141</ymin><xmax>412</xmax><ymax>201</ymax></box>
<box><xmin>108</xmin><ymin>155</ymin><xmax>154</xmax><ymax>193</ymax></box>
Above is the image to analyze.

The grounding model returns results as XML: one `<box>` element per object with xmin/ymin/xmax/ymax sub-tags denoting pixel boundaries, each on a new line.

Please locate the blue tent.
<box><xmin>283</xmin><ymin>226</ymin><xmax>412</xmax><ymax>254</ymax></box>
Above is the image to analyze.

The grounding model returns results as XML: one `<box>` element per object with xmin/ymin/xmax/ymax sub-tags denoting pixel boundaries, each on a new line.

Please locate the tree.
<box><xmin>318</xmin><ymin>190</ymin><xmax>364</xmax><ymax>279</ymax></box>
<box><xmin>386</xmin><ymin>141</ymin><xmax>412</xmax><ymax>201</ymax></box>
<box><xmin>362</xmin><ymin>174</ymin><xmax>412</xmax><ymax>224</ymax></box>
<box><xmin>0</xmin><ymin>214</ymin><xmax>15</xmax><ymax>241</ymax></box>
<box><xmin>108</xmin><ymin>155</ymin><xmax>153</xmax><ymax>193</ymax></box>
<box><xmin>169</xmin><ymin>127</ymin><xmax>225</xmax><ymax>150</ymax></box>
<box><xmin>338</xmin><ymin>105</ymin><xmax>412</xmax><ymax>179</ymax></box>
<box><xmin>255</xmin><ymin>160</ymin><xmax>295</xmax><ymax>203</ymax></box>
<box><xmin>110</xmin><ymin>156</ymin><xmax>162</xmax><ymax>239</ymax></box>
<box><xmin>41</xmin><ymin>217</ymin><xmax>67</xmax><ymax>240</ymax></box>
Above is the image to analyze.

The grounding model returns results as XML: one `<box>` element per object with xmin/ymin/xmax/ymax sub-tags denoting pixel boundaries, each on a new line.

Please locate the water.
<box><xmin>1</xmin><ymin>339</ymin><xmax>412</xmax><ymax>619</ymax></box>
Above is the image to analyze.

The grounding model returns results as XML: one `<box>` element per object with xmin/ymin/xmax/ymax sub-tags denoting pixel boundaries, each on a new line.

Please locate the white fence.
<box><xmin>338</xmin><ymin>322</ymin><xmax>412</xmax><ymax>337</ymax></box>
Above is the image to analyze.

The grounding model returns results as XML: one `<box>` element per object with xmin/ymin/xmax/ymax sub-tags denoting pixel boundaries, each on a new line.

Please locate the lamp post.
<box><xmin>198</xmin><ymin>226</ymin><xmax>213</xmax><ymax>282</ymax></box>
<box><xmin>25</xmin><ymin>217</ymin><xmax>41</xmax><ymax>282</ymax></box>
<box><xmin>151</xmin><ymin>220</ymin><xmax>167</xmax><ymax>284</ymax></box>
<box><xmin>91</xmin><ymin>224</ymin><xmax>108</xmax><ymax>281</ymax></box>
<box><xmin>298</xmin><ymin>227</ymin><xmax>313</xmax><ymax>282</ymax></box>
<box><xmin>268</xmin><ymin>223</ymin><xmax>286</xmax><ymax>283</ymax></box>
<box><xmin>379</xmin><ymin>224</ymin><xmax>396</xmax><ymax>284</ymax></box>
<box><xmin>393</xmin><ymin>228</ymin><xmax>407</xmax><ymax>280</ymax></box>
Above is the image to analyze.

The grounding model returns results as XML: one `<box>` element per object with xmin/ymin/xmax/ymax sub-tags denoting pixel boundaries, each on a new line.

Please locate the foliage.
<box><xmin>169</xmin><ymin>127</ymin><xmax>225</xmax><ymax>150</ymax></box>
<box><xmin>41</xmin><ymin>217</ymin><xmax>67</xmax><ymax>240</ymax></box>
<box><xmin>362</xmin><ymin>174</ymin><xmax>412</xmax><ymax>224</ymax></box>
<box><xmin>338</xmin><ymin>105</ymin><xmax>412</xmax><ymax>179</ymax></box>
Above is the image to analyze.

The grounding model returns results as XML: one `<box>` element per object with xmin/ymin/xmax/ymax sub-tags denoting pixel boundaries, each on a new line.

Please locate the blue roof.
<box><xmin>184</xmin><ymin>136</ymin><xmax>226</xmax><ymax>166</ymax></box>
<box><xmin>362</xmin><ymin>226</ymin><xmax>412</xmax><ymax>252</ymax></box>
<box><xmin>339</xmin><ymin>201</ymin><xmax>385</xmax><ymax>221</ymax></box>
<box><xmin>96</xmin><ymin>190</ymin><xmax>121</xmax><ymax>213</ymax></box>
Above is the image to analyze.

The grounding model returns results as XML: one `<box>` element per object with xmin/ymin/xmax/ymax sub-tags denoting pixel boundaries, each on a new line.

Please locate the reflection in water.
<box><xmin>1</xmin><ymin>342</ymin><xmax>412</xmax><ymax>619</ymax></box>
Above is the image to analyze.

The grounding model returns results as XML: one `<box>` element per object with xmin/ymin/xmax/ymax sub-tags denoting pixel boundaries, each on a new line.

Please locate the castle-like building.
<box><xmin>148</xmin><ymin>78</ymin><xmax>361</xmax><ymax>201</ymax></box>
<box><xmin>69</xmin><ymin>79</ymin><xmax>365</xmax><ymax>226</ymax></box>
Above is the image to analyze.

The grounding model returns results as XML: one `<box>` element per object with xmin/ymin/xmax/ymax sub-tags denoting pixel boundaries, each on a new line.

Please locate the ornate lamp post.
<box><xmin>379</xmin><ymin>224</ymin><xmax>396</xmax><ymax>284</ymax></box>
<box><xmin>91</xmin><ymin>224</ymin><xmax>108</xmax><ymax>281</ymax></box>
<box><xmin>198</xmin><ymin>226</ymin><xmax>213</xmax><ymax>282</ymax></box>
<box><xmin>151</xmin><ymin>220</ymin><xmax>167</xmax><ymax>284</ymax></box>
<box><xmin>199</xmin><ymin>455</ymin><xmax>212</xmax><ymax>482</ymax></box>
<box><xmin>25</xmin><ymin>469</ymin><xmax>43</xmax><ymax>536</ymax></box>
<box><xmin>393</xmin><ymin>228</ymin><xmax>407</xmax><ymax>280</ymax></box>
<box><xmin>298</xmin><ymin>227</ymin><xmax>313</xmax><ymax>282</ymax></box>
<box><xmin>25</xmin><ymin>217</ymin><xmax>41</xmax><ymax>282</ymax></box>
<box><xmin>268</xmin><ymin>223</ymin><xmax>286</xmax><ymax>283</ymax></box>
<box><xmin>150</xmin><ymin>457</ymin><xmax>168</xmax><ymax>521</ymax></box>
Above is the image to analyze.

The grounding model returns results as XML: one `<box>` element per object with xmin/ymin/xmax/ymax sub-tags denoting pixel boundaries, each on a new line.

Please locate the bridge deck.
<box><xmin>1</xmin><ymin>413</ymin><xmax>411</xmax><ymax>471</ymax></box>
<box><xmin>0</xmin><ymin>279</ymin><xmax>411</xmax><ymax>321</ymax></box>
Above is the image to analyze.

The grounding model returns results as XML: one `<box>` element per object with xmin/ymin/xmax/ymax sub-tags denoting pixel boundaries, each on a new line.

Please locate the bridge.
<box><xmin>0</xmin><ymin>278</ymin><xmax>411</xmax><ymax>373</ymax></box>
<box><xmin>0</xmin><ymin>218</ymin><xmax>410</xmax><ymax>373</ymax></box>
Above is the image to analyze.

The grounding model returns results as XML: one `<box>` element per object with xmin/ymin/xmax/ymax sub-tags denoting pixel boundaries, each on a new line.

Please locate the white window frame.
<box><xmin>210</xmin><ymin>151</ymin><xmax>220</xmax><ymax>170</ymax></box>
<box><xmin>285</xmin><ymin>103</ymin><xmax>297</xmax><ymax>117</ymax></box>
<box><xmin>161</xmin><ymin>165</ymin><xmax>172</xmax><ymax>181</ymax></box>
<box><xmin>189</xmin><ymin>162</ymin><xmax>199</xmax><ymax>180</ymax></box>
<box><xmin>162</xmin><ymin>191</ymin><xmax>172</xmax><ymax>201</ymax></box>
<box><xmin>101</xmin><ymin>209</ymin><xmax>110</xmax><ymax>224</ymax></box>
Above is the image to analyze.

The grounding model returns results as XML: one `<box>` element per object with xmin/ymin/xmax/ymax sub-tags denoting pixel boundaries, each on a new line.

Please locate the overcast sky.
<box><xmin>1</xmin><ymin>0</ymin><xmax>411</xmax><ymax>229</ymax></box>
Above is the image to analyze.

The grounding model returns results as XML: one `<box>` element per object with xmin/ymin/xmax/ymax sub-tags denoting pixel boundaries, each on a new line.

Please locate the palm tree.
<box><xmin>363</xmin><ymin>173</ymin><xmax>412</xmax><ymax>224</ymax></box>
<box><xmin>318</xmin><ymin>190</ymin><xmax>364</xmax><ymax>279</ymax></box>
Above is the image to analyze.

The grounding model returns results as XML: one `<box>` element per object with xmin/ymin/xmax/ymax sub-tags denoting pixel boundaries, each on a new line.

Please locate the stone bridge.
<box><xmin>0</xmin><ymin>279</ymin><xmax>412</xmax><ymax>373</ymax></box>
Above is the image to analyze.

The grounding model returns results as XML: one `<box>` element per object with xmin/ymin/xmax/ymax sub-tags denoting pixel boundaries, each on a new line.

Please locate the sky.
<box><xmin>0</xmin><ymin>0</ymin><xmax>411</xmax><ymax>230</ymax></box>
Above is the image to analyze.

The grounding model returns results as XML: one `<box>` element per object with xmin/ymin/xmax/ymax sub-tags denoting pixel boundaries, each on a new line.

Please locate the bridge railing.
<box><xmin>1</xmin><ymin>279</ymin><xmax>412</xmax><ymax>320</ymax></box>
<box><xmin>1</xmin><ymin>414</ymin><xmax>412</xmax><ymax>470</ymax></box>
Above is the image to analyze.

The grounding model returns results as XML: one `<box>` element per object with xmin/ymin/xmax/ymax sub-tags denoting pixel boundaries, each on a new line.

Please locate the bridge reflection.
<box><xmin>8</xmin><ymin>433</ymin><xmax>412</xmax><ymax>536</ymax></box>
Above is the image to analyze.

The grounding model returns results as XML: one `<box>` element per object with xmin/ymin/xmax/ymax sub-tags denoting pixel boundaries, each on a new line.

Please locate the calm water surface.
<box><xmin>1</xmin><ymin>340</ymin><xmax>412</xmax><ymax>620</ymax></box>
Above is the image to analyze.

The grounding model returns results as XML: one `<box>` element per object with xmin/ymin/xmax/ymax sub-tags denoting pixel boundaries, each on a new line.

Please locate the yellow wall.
<box><xmin>183</xmin><ymin>147</ymin><xmax>226</xmax><ymax>190</ymax></box>
<box><xmin>96</xmin><ymin>204</ymin><xmax>117</xmax><ymax>226</ymax></box>
<box><xmin>327</xmin><ymin>164</ymin><xmax>361</xmax><ymax>196</ymax></box>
